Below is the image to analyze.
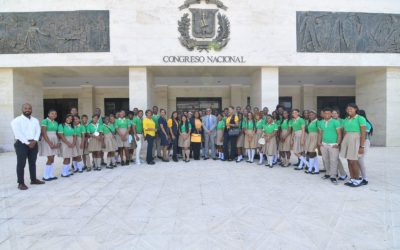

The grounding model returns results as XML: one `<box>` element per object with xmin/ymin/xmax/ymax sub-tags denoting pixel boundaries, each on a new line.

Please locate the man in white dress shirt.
<box><xmin>11</xmin><ymin>103</ymin><xmax>45</xmax><ymax>190</ymax></box>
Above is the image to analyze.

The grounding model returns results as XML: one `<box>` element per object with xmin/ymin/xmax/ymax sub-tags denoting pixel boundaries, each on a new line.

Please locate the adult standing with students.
<box><xmin>202</xmin><ymin>108</ymin><xmax>217</xmax><ymax>160</ymax></box>
<box><xmin>223</xmin><ymin>106</ymin><xmax>239</xmax><ymax>161</ymax></box>
<box><xmin>11</xmin><ymin>103</ymin><xmax>45</xmax><ymax>190</ymax></box>
<box><xmin>132</xmin><ymin>110</ymin><xmax>144</xmax><ymax>165</ymax></box>
<box><xmin>143</xmin><ymin>110</ymin><xmax>156</xmax><ymax>165</ymax></box>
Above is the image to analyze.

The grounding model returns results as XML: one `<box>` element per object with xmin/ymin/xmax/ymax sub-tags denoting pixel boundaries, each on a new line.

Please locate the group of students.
<box><xmin>38</xmin><ymin>103</ymin><xmax>372</xmax><ymax>188</ymax></box>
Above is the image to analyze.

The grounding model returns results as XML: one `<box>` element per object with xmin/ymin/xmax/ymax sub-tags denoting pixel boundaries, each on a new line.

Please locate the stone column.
<box><xmin>154</xmin><ymin>85</ymin><xmax>168</xmax><ymax>113</ymax></box>
<box><xmin>129</xmin><ymin>67</ymin><xmax>154</xmax><ymax>110</ymax></box>
<box><xmin>79</xmin><ymin>85</ymin><xmax>94</xmax><ymax>116</ymax></box>
<box><xmin>251</xmin><ymin>67</ymin><xmax>279</xmax><ymax>110</ymax></box>
<box><xmin>230</xmin><ymin>84</ymin><xmax>242</xmax><ymax>108</ymax></box>
<box><xmin>0</xmin><ymin>69</ymin><xmax>43</xmax><ymax>152</ymax></box>
<box><xmin>302</xmin><ymin>85</ymin><xmax>316</xmax><ymax>111</ymax></box>
<box><xmin>356</xmin><ymin>67</ymin><xmax>400</xmax><ymax>146</ymax></box>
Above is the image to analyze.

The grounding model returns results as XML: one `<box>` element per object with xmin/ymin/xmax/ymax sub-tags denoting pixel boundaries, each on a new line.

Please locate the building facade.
<box><xmin>0</xmin><ymin>0</ymin><xmax>399</xmax><ymax>151</ymax></box>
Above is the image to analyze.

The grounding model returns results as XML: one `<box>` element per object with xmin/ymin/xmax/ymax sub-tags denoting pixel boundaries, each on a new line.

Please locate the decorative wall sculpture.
<box><xmin>297</xmin><ymin>11</ymin><xmax>400</xmax><ymax>53</ymax></box>
<box><xmin>0</xmin><ymin>10</ymin><xmax>109</xmax><ymax>54</ymax></box>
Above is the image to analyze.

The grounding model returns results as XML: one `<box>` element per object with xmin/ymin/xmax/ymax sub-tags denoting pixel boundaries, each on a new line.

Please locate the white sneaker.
<box><xmin>135</xmin><ymin>161</ymin><xmax>141</xmax><ymax>165</ymax></box>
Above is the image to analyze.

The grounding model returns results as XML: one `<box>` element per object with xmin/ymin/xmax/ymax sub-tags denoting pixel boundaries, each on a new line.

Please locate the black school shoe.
<box><xmin>330</xmin><ymin>178</ymin><xmax>338</xmax><ymax>185</ymax></box>
<box><xmin>321</xmin><ymin>175</ymin><xmax>330</xmax><ymax>180</ymax></box>
<box><xmin>361</xmin><ymin>179</ymin><xmax>369</xmax><ymax>185</ymax></box>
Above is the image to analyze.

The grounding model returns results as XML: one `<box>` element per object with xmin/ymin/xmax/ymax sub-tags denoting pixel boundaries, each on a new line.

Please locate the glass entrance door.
<box><xmin>176</xmin><ymin>98</ymin><xmax>222</xmax><ymax>113</ymax></box>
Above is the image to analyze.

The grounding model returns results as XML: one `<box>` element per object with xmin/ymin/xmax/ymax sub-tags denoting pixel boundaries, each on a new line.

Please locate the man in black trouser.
<box><xmin>145</xmin><ymin>135</ymin><xmax>155</xmax><ymax>164</ymax></box>
<box><xmin>11</xmin><ymin>103</ymin><xmax>45</xmax><ymax>190</ymax></box>
<box><xmin>223</xmin><ymin>106</ymin><xmax>239</xmax><ymax>161</ymax></box>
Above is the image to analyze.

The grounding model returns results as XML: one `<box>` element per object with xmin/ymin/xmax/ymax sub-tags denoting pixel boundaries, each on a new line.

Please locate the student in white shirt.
<box><xmin>10</xmin><ymin>103</ymin><xmax>45</xmax><ymax>190</ymax></box>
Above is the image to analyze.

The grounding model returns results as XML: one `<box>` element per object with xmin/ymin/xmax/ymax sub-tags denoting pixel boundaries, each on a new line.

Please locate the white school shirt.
<box><xmin>11</xmin><ymin>114</ymin><xmax>41</xmax><ymax>145</ymax></box>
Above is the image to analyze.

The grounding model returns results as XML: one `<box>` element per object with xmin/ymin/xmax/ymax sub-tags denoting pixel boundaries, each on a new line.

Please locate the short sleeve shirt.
<box><xmin>263</xmin><ymin>123</ymin><xmax>278</xmax><ymax>134</ymax></box>
<box><xmin>343</xmin><ymin>115</ymin><xmax>366</xmax><ymax>133</ymax></box>
<box><xmin>307</xmin><ymin>119</ymin><xmax>319</xmax><ymax>133</ymax></box>
<box><xmin>318</xmin><ymin>119</ymin><xmax>341</xmax><ymax>144</ymax></box>
<box><xmin>103</xmin><ymin>124</ymin><xmax>116</xmax><ymax>135</ymax></box>
<box><xmin>86</xmin><ymin>123</ymin><xmax>104</xmax><ymax>134</ymax></box>
<box><xmin>57</xmin><ymin>124</ymin><xmax>75</xmax><ymax>137</ymax></box>
<box><xmin>280</xmin><ymin>119</ymin><xmax>289</xmax><ymax>130</ymax></box>
<box><xmin>245</xmin><ymin>120</ymin><xmax>255</xmax><ymax>130</ymax></box>
<box><xmin>225</xmin><ymin>115</ymin><xmax>239</xmax><ymax>129</ymax></box>
<box><xmin>115</xmin><ymin>118</ymin><xmax>130</xmax><ymax>129</ymax></box>
<box><xmin>180</xmin><ymin>123</ymin><xmax>192</xmax><ymax>133</ymax></box>
<box><xmin>152</xmin><ymin>115</ymin><xmax>160</xmax><ymax>130</ymax></box>
<box><xmin>132</xmin><ymin>117</ymin><xmax>143</xmax><ymax>134</ymax></box>
<box><xmin>74</xmin><ymin>124</ymin><xmax>86</xmax><ymax>137</ymax></box>
<box><xmin>158</xmin><ymin>117</ymin><xmax>168</xmax><ymax>131</ymax></box>
<box><xmin>41</xmin><ymin>118</ymin><xmax>58</xmax><ymax>132</ymax></box>
<box><xmin>256</xmin><ymin>119</ymin><xmax>265</xmax><ymax>129</ymax></box>
<box><xmin>217</xmin><ymin>120</ymin><xmax>225</xmax><ymax>130</ymax></box>
<box><xmin>143</xmin><ymin>117</ymin><xmax>156</xmax><ymax>137</ymax></box>
<box><xmin>289</xmin><ymin>118</ymin><xmax>305</xmax><ymax>132</ymax></box>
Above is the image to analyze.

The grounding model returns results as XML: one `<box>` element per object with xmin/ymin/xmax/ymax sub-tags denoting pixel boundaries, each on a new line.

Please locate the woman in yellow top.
<box><xmin>262</xmin><ymin>115</ymin><xmax>278</xmax><ymax>168</ymax></box>
<box><xmin>216</xmin><ymin>113</ymin><xmax>225</xmax><ymax>160</ymax></box>
<box><xmin>143</xmin><ymin>109</ymin><xmax>156</xmax><ymax>165</ymax></box>
<box><xmin>223</xmin><ymin>106</ymin><xmax>239</xmax><ymax>161</ymax></box>
<box><xmin>190</xmin><ymin>111</ymin><xmax>202</xmax><ymax>160</ymax></box>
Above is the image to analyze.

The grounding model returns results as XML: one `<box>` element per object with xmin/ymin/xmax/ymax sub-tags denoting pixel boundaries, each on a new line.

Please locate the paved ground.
<box><xmin>0</xmin><ymin>147</ymin><xmax>399</xmax><ymax>250</ymax></box>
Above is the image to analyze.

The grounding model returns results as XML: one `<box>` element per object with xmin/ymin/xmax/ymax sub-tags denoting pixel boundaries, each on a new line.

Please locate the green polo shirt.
<box><xmin>307</xmin><ymin>119</ymin><xmax>319</xmax><ymax>133</ymax></box>
<box><xmin>217</xmin><ymin>120</ymin><xmax>225</xmax><ymax>130</ymax></box>
<box><xmin>103</xmin><ymin>123</ymin><xmax>116</xmax><ymax>135</ymax></box>
<box><xmin>57</xmin><ymin>124</ymin><xmax>75</xmax><ymax>137</ymax></box>
<box><xmin>263</xmin><ymin>123</ymin><xmax>278</xmax><ymax>134</ymax></box>
<box><xmin>180</xmin><ymin>123</ymin><xmax>192</xmax><ymax>133</ymax></box>
<box><xmin>256</xmin><ymin>119</ymin><xmax>265</xmax><ymax>129</ymax></box>
<box><xmin>115</xmin><ymin>118</ymin><xmax>130</xmax><ymax>129</ymax></box>
<box><xmin>289</xmin><ymin>118</ymin><xmax>305</xmax><ymax>132</ymax></box>
<box><xmin>74</xmin><ymin>124</ymin><xmax>86</xmax><ymax>138</ymax></box>
<box><xmin>86</xmin><ymin>123</ymin><xmax>104</xmax><ymax>134</ymax></box>
<box><xmin>41</xmin><ymin>118</ymin><xmax>58</xmax><ymax>132</ymax></box>
<box><xmin>152</xmin><ymin>114</ymin><xmax>160</xmax><ymax>130</ymax></box>
<box><xmin>280</xmin><ymin>119</ymin><xmax>289</xmax><ymax>130</ymax></box>
<box><xmin>245</xmin><ymin>120</ymin><xmax>255</xmax><ymax>130</ymax></box>
<box><xmin>319</xmin><ymin>119</ymin><xmax>341</xmax><ymax>144</ymax></box>
<box><xmin>343</xmin><ymin>115</ymin><xmax>366</xmax><ymax>133</ymax></box>
<box><xmin>132</xmin><ymin>116</ymin><xmax>143</xmax><ymax>134</ymax></box>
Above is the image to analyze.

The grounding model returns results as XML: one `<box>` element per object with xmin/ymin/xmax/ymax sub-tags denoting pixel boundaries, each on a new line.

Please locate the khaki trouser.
<box><xmin>321</xmin><ymin>143</ymin><xmax>346</xmax><ymax>178</ymax></box>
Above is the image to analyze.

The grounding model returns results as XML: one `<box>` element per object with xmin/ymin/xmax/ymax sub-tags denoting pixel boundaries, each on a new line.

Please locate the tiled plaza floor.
<box><xmin>0</xmin><ymin>147</ymin><xmax>399</xmax><ymax>249</ymax></box>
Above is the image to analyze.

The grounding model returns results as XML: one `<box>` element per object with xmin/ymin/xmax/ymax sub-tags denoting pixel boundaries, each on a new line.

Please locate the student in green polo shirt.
<box><xmin>103</xmin><ymin>116</ymin><xmax>117</xmax><ymax>169</ymax></box>
<box><xmin>39</xmin><ymin>109</ymin><xmax>60</xmax><ymax>181</ymax></box>
<box><xmin>244</xmin><ymin>112</ymin><xmax>257</xmax><ymax>163</ymax></box>
<box><xmin>152</xmin><ymin>106</ymin><xmax>162</xmax><ymax>159</ymax></box>
<box><xmin>304</xmin><ymin>110</ymin><xmax>319</xmax><ymax>174</ymax></box>
<box><xmin>81</xmin><ymin>115</ymin><xmax>92</xmax><ymax>171</ymax></box>
<box><xmin>340</xmin><ymin>103</ymin><xmax>367</xmax><ymax>187</ymax></box>
<box><xmin>262</xmin><ymin>115</ymin><xmax>278</xmax><ymax>167</ymax></box>
<box><xmin>358</xmin><ymin>109</ymin><xmax>373</xmax><ymax>186</ymax></box>
<box><xmin>279</xmin><ymin>110</ymin><xmax>292</xmax><ymax>167</ymax></box>
<box><xmin>216</xmin><ymin>113</ymin><xmax>225</xmax><ymax>160</ymax></box>
<box><xmin>87</xmin><ymin>114</ymin><xmax>104</xmax><ymax>171</ymax></box>
<box><xmin>72</xmin><ymin>115</ymin><xmax>85</xmax><ymax>173</ymax></box>
<box><xmin>318</xmin><ymin>107</ymin><xmax>347</xmax><ymax>185</ymax></box>
<box><xmin>132</xmin><ymin>110</ymin><xmax>144</xmax><ymax>165</ymax></box>
<box><xmin>115</xmin><ymin>110</ymin><xmax>131</xmax><ymax>166</ymax></box>
<box><xmin>255</xmin><ymin>112</ymin><xmax>266</xmax><ymax>165</ymax></box>
<box><xmin>58</xmin><ymin>114</ymin><xmax>77</xmax><ymax>177</ymax></box>
<box><xmin>289</xmin><ymin>109</ymin><xmax>307</xmax><ymax>170</ymax></box>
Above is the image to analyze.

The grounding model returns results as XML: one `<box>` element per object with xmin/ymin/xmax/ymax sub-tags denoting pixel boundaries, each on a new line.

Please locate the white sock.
<box><xmin>78</xmin><ymin>161</ymin><xmax>83</xmax><ymax>171</ymax></box>
<box><xmin>48</xmin><ymin>164</ymin><xmax>54</xmax><ymax>178</ymax></box>
<box><xmin>308</xmin><ymin>158</ymin><xmax>315</xmax><ymax>172</ymax></box>
<box><xmin>221</xmin><ymin>153</ymin><xmax>224</xmax><ymax>160</ymax></box>
<box><xmin>62</xmin><ymin>165</ymin><xmax>69</xmax><ymax>176</ymax></box>
<box><xmin>43</xmin><ymin>165</ymin><xmax>49</xmax><ymax>179</ymax></box>
<box><xmin>299</xmin><ymin>156</ymin><xmax>308</xmax><ymax>169</ymax></box>
<box><xmin>268</xmin><ymin>156</ymin><xmax>273</xmax><ymax>166</ymax></box>
<box><xmin>251</xmin><ymin>149</ymin><xmax>255</xmax><ymax>161</ymax></box>
<box><xmin>298</xmin><ymin>157</ymin><xmax>304</xmax><ymax>169</ymax></box>
<box><xmin>246</xmin><ymin>149</ymin><xmax>251</xmax><ymax>160</ymax></box>
<box><xmin>107</xmin><ymin>157</ymin><xmax>111</xmax><ymax>166</ymax></box>
<box><xmin>314</xmin><ymin>158</ymin><xmax>319</xmax><ymax>172</ymax></box>
<box><xmin>259</xmin><ymin>153</ymin><xmax>264</xmax><ymax>163</ymax></box>
<box><xmin>272</xmin><ymin>155</ymin><xmax>277</xmax><ymax>163</ymax></box>
<box><xmin>112</xmin><ymin>156</ymin><xmax>116</xmax><ymax>164</ymax></box>
<box><xmin>72</xmin><ymin>161</ymin><xmax>78</xmax><ymax>170</ymax></box>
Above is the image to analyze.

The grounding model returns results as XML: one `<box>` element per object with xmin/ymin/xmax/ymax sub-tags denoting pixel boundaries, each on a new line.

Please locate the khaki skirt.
<box><xmin>264</xmin><ymin>135</ymin><xmax>277</xmax><ymax>156</ymax></box>
<box><xmin>75</xmin><ymin>136</ymin><xmax>84</xmax><ymax>156</ymax></box>
<box><xmin>116</xmin><ymin>128</ymin><xmax>130</xmax><ymax>148</ymax></box>
<box><xmin>179</xmin><ymin>133</ymin><xmax>191</xmax><ymax>148</ymax></box>
<box><xmin>256</xmin><ymin>129</ymin><xmax>264</xmax><ymax>148</ymax></box>
<box><xmin>103</xmin><ymin>133</ymin><xmax>117</xmax><ymax>152</ymax></box>
<box><xmin>60</xmin><ymin>136</ymin><xmax>78</xmax><ymax>158</ymax></box>
<box><xmin>340</xmin><ymin>132</ymin><xmax>361</xmax><ymax>160</ymax></box>
<box><xmin>244</xmin><ymin>130</ymin><xmax>257</xmax><ymax>149</ymax></box>
<box><xmin>216</xmin><ymin>130</ymin><xmax>224</xmax><ymax>146</ymax></box>
<box><xmin>39</xmin><ymin>132</ymin><xmax>60</xmax><ymax>157</ymax></box>
<box><xmin>279</xmin><ymin>129</ymin><xmax>291</xmax><ymax>152</ymax></box>
<box><xmin>236</xmin><ymin>132</ymin><xmax>245</xmax><ymax>147</ymax></box>
<box><xmin>292</xmin><ymin>130</ymin><xmax>304</xmax><ymax>154</ymax></box>
<box><xmin>83</xmin><ymin>136</ymin><xmax>90</xmax><ymax>155</ymax></box>
<box><xmin>305</xmin><ymin>132</ymin><xmax>318</xmax><ymax>153</ymax></box>
<box><xmin>88</xmin><ymin>136</ymin><xmax>103</xmax><ymax>152</ymax></box>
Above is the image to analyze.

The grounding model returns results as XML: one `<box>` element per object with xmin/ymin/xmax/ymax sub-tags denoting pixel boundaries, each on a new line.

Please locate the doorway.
<box><xmin>43</xmin><ymin>98</ymin><xmax>78</xmax><ymax>123</ymax></box>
